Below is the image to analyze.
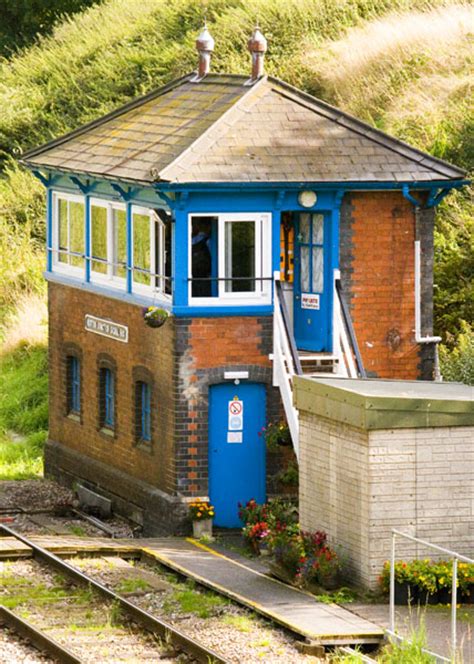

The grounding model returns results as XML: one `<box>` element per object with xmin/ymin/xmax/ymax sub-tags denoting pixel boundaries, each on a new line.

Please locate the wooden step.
<box><xmin>298</xmin><ymin>352</ymin><xmax>338</xmax><ymax>375</ymax></box>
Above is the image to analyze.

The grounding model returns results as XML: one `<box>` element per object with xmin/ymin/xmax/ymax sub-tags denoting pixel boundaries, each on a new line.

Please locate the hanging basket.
<box><xmin>143</xmin><ymin>307</ymin><xmax>169</xmax><ymax>328</ymax></box>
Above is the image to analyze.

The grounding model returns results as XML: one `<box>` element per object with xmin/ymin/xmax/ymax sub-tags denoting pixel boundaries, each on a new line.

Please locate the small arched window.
<box><xmin>66</xmin><ymin>355</ymin><xmax>81</xmax><ymax>415</ymax></box>
<box><xmin>135</xmin><ymin>381</ymin><xmax>151</xmax><ymax>443</ymax></box>
<box><xmin>98</xmin><ymin>354</ymin><xmax>117</xmax><ymax>432</ymax></box>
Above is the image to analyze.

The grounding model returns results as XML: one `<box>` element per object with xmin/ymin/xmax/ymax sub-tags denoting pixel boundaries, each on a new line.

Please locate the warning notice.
<box><xmin>228</xmin><ymin>399</ymin><xmax>244</xmax><ymax>431</ymax></box>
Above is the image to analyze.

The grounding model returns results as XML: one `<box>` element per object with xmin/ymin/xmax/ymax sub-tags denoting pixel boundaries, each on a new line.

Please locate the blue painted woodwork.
<box><xmin>103</xmin><ymin>368</ymin><xmax>115</xmax><ymax>428</ymax></box>
<box><xmin>85</xmin><ymin>194</ymin><xmax>91</xmax><ymax>283</ymax></box>
<box><xmin>294</xmin><ymin>212</ymin><xmax>332</xmax><ymax>351</ymax></box>
<box><xmin>38</xmin><ymin>170</ymin><xmax>467</xmax><ymax>321</ymax></box>
<box><xmin>46</xmin><ymin>187</ymin><xmax>53</xmax><ymax>272</ymax></box>
<box><xmin>69</xmin><ymin>356</ymin><xmax>80</xmax><ymax>413</ymax></box>
<box><xmin>209</xmin><ymin>382</ymin><xmax>266</xmax><ymax>528</ymax></box>
<box><xmin>139</xmin><ymin>381</ymin><xmax>151</xmax><ymax>441</ymax></box>
<box><xmin>126</xmin><ymin>202</ymin><xmax>132</xmax><ymax>294</ymax></box>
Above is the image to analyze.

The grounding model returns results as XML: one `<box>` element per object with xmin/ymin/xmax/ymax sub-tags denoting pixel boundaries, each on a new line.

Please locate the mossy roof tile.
<box><xmin>22</xmin><ymin>73</ymin><xmax>466</xmax><ymax>185</ymax></box>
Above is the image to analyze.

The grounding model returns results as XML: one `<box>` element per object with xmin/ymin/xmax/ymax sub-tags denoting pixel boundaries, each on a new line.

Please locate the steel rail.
<box><xmin>0</xmin><ymin>525</ymin><xmax>229</xmax><ymax>664</ymax></box>
<box><xmin>0</xmin><ymin>605</ymin><xmax>82</xmax><ymax>664</ymax></box>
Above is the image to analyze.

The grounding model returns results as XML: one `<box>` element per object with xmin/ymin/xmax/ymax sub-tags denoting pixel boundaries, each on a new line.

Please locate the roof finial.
<box><xmin>195</xmin><ymin>21</ymin><xmax>215</xmax><ymax>79</ymax></box>
<box><xmin>248</xmin><ymin>24</ymin><xmax>267</xmax><ymax>81</ymax></box>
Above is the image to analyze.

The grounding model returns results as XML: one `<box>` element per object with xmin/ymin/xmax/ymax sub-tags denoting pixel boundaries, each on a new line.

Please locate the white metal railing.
<box><xmin>333</xmin><ymin>271</ymin><xmax>358</xmax><ymax>378</ymax></box>
<box><xmin>272</xmin><ymin>272</ymin><xmax>300</xmax><ymax>459</ymax></box>
<box><xmin>389</xmin><ymin>529</ymin><xmax>473</xmax><ymax>663</ymax></box>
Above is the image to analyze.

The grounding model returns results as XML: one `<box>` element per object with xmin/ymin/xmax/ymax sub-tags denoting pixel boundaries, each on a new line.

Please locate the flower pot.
<box><xmin>437</xmin><ymin>588</ymin><xmax>453</xmax><ymax>605</ymax></box>
<box><xmin>145</xmin><ymin>315</ymin><xmax>168</xmax><ymax>328</ymax></box>
<box><xmin>192</xmin><ymin>518</ymin><xmax>212</xmax><ymax>539</ymax></box>
<box><xmin>417</xmin><ymin>589</ymin><xmax>439</xmax><ymax>605</ymax></box>
<box><xmin>394</xmin><ymin>581</ymin><xmax>415</xmax><ymax>605</ymax></box>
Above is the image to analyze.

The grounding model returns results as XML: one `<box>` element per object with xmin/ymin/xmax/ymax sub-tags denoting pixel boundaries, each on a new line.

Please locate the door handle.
<box><xmin>295</xmin><ymin>295</ymin><xmax>300</xmax><ymax>300</ymax></box>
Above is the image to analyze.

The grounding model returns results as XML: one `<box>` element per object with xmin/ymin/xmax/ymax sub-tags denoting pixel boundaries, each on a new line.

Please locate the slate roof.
<box><xmin>22</xmin><ymin>73</ymin><xmax>465</xmax><ymax>185</ymax></box>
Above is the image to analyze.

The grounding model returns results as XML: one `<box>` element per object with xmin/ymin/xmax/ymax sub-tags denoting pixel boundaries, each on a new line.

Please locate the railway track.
<box><xmin>0</xmin><ymin>524</ymin><xmax>229</xmax><ymax>664</ymax></box>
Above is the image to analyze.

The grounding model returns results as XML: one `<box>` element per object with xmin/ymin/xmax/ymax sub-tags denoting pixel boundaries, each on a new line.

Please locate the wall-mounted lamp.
<box><xmin>224</xmin><ymin>371</ymin><xmax>249</xmax><ymax>385</ymax></box>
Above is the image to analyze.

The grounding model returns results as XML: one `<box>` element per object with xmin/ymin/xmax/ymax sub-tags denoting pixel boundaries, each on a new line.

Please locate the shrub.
<box><xmin>439</xmin><ymin>321</ymin><xmax>474</xmax><ymax>385</ymax></box>
<box><xmin>258</xmin><ymin>420</ymin><xmax>292</xmax><ymax>450</ymax></box>
<box><xmin>379</xmin><ymin>558</ymin><xmax>474</xmax><ymax>597</ymax></box>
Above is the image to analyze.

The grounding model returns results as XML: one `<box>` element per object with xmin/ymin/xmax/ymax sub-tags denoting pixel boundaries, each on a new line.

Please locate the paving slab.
<box><xmin>142</xmin><ymin>538</ymin><xmax>384</xmax><ymax>645</ymax></box>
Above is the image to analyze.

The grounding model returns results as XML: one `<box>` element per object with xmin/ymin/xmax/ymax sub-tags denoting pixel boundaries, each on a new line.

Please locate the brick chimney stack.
<box><xmin>196</xmin><ymin>24</ymin><xmax>215</xmax><ymax>78</ymax></box>
<box><xmin>248</xmin><ymin>26</ymin><xmax>267</xmax><ymax>80</ymax></box>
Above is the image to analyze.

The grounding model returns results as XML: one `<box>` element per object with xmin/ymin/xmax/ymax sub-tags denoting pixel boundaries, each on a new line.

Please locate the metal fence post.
<box><xmin>451</xmin><ymin>556</ymin><xmax>458</xmax><ymax>661</ymax></box>
<box><xmin>389</xmin><ymin>532</ymin><xmax>396</xmax><ymax>633</ymax></box>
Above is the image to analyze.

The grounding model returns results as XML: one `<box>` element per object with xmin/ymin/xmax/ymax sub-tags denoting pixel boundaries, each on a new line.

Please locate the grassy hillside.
<box><xmin>0</xmin><ymin>0</ymin><xmax>471</xmax><ymax>335</ymax></box>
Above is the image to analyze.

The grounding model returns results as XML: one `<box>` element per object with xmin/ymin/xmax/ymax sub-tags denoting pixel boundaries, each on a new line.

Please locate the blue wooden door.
<box><xmin>209</xmin><ymin>383</ymin><xmax>266</xmax><ymax>528</ymax></box>
<box><xmin>294</xmin><ymin>212</ymin><xmax>331</xmax><ymax>351</ymax></box>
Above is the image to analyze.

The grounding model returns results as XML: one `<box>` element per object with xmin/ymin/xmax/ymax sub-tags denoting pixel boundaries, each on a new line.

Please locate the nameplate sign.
<box><xmin>85</xmin><ymin>315</ymin><xmax>129</xmax><ymax>343</ymax></box>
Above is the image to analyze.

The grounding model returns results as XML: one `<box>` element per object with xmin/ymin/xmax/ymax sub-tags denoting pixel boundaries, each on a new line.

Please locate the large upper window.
<box><xmin>55</xmin><ymin>194</ymin><xmax>85</xmax><ymax>270</ymax></box>
<box><xmin>189</xmin><ymin>213</ymin><xmax>271</xmax><ymax>304</ymax></box>
<box><xmin>52</xmin><ymin>193</ymin><xmax>171</xmax><ymax>298</ymax></box>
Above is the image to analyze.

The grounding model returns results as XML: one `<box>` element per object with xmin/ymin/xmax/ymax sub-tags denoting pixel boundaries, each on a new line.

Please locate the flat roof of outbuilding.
<box><xmin>294</xmin><ymin>376</ymin><xmax>474</xmax><ymax>430</ymax></box>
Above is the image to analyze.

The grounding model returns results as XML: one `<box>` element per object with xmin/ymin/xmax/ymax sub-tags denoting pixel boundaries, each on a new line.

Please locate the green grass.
<box><xmin>115</xmin><ymin>577</ymin><xmax>151</xmax><ymax>594</ymax></box>
<box><xmin>221</xmin><ymin>614</ymin><xmax>255</xmax><ymax>632</ymax></box>
<box><xmin>0</xmin><ymin>343</ymin><xmax>48</xmax><ymax>479</ymax></box>
<box><xmin>163</xmin><ymin>581</ymin><xmax>229</xmax><ymax>618</ymax></box>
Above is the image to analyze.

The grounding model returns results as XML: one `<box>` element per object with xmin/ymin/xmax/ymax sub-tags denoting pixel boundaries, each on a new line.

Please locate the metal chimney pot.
<box><xmin>196</xmin><ymin>24</ymin><xmax>215</xmax><ymax>78</ymax></box>
<box><xmin>248</xmin><ymin>26</ymin><xmax>267</xmax><ymax>80</ymax></box>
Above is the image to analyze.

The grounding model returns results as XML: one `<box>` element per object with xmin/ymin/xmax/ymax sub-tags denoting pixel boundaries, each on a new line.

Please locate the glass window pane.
<box><xmin>113</xmin><ymin>209</ymin><xmax>127</xmax><ymax>279</ymax></box>
<box><xmin>299</xmin><ymin>213</ymin><xmax>310</xmax><ymax>243</ymax></box>
<box><xmin>224</xmin><ymin>221</ymin><xmax>255</xmax><ymax>293</ymax></box>
<box><xmin>191</xmin><ymin>216</ymin><xmax>215</xmax><ymax>297</ymax></box>
<box><xmin>312</xmin><ymin>246</ymin><xmax>324</xmax><ymax>292</ymax></box>
<box><xmin>58</xmin><ymin>199</ymin><xmax>68</xmax><ymax>264</ymax></box>
<box><xmin>69</xmin><ymin>201</ymin><xmax>84</xmax><ymax>268</ymax></box>
<box><xmin>91</xmin><ymin>205</ymin><xmax>107</xmax><ymax>274</ymax></box>
<box><xmin>133</xmin><ymin>212</ymin><xmax>150</xmax><ymax>285</ymax></box>
<box><xmin>300</xmin><ymin>246</ymin><xmax>310</xmax><ymax>292</ymax></box>
<box><xmin>313</xmin><ymin>214</ymin><xmax>324</xmax><ymax>244</ymax></box>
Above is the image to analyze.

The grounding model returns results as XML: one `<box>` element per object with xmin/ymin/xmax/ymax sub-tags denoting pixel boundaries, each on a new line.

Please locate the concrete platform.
<box><xmin>142</xmin><ymin>538</ymin><xmax>384</xmax><ymax>645</ymax></box>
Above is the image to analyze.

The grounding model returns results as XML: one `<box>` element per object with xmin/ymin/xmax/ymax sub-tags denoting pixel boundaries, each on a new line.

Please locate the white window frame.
<box><xmin>188</xmin><ymin>212</ymin><xmax>272</xmax><ymax>306</ymax></box>
<box><xmin>52</xmin><ymin>191</ymin><xmax>85</xmax><ymax>277</ymax></box>
<box><xmin>52</xmin><ymin>192</ymin><xmax>171</xmax><ymax>301</ymax></box>
<box><xmin>89</xmin><ymin>197</ymin><xmax>127</xmax><ymax>289</ymax></box>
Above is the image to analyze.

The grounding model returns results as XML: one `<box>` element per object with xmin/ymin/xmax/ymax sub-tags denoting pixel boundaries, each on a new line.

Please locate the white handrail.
<box><xmin>333</xmin><ymin>271</ymin><xmax>358</xmax><ymax>378</ymax></box>
<box><xmin>272</xmin><ymin>273</ymin><xmax>299</xmax><ymax>459</ymax></box>
<box><xmin>389</xmin><ymin>529</ymin><xmax>473</xmax><ymax>662</ymax></box>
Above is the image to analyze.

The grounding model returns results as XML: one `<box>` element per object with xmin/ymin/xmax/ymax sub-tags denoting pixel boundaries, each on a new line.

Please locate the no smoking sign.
<box><xmin>228</xmin><ymin>398</ymin><xmax>244</xmax><ymax>431</ymax></box>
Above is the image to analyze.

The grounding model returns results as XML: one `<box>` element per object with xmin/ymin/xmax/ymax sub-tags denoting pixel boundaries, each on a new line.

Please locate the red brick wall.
<box><xmin>48</xmin><ymin>282</ymin><xmax>175</xmax><ymax>493</ymax></box>
<box><xmin>188</xmin><ymin>317</ymin><xmax>272</xmax><ymax>369</ymax></box>
<box><xmin>173</xmin><ymin>316</ymin><xmax>277</xmax><ymax>496</ymax></box>
<box><xmin>349</xmin><ymin>192</ymin><xmax>419</xmax><ymax>379</ymax></box>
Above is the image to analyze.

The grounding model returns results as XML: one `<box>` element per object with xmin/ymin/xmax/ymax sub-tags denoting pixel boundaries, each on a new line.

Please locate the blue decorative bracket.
<box><xmin>334</xmin><ymin>189</ymin><xmax>345</xmax><ymax>206</ymax></box>
<box><xmin>32</xmin><ymin>170</ymin><xmax>51</xmax><ymax>187</ymax></box>
<box><xmin>176</xmin><ymin>191</ymin><xmax>190</xmax><ymax>210</ymax></box>
<box><xmin>110</xmin><ymin>183</ymin><xmax>139</xmax><ymax>202</ymax></box>
<box><xmin>154</xmin><ymin>189</ymin><xmax>176</xmax><ymax>209</ymax></box>
<box><xmin>274</xmin><ymin>190</ymin><xmax>286</xmax><ymax>210</ymax></box>
<box><xmin>427</xmin><ymin>188</ymin><xmax>450</xmax><ymax>208</ymax></box>
<box><xmin>70</xmin><ymin>176</ymin><xmax>98</xmax><ymax>195</ymax></box>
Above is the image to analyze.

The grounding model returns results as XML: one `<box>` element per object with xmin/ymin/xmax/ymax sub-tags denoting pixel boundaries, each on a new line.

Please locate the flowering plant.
<box><xmin>379</xmin><ymin>559</ymin><xmax>474</xmax><ymax>596</ymax></box>
<box><xmin>189</xmin><ymin>501</ymin><xmax>214</xmax><ymax>522</ymax></box>
<box><xmin>143</xmin><ymin>306</ymin><xmax>169</xmax><ymax>328</ymax></box>
<box><xmin>258</xmin><ymin>421</ymin><xmax>292</xmax><ymax>451</ymax></box>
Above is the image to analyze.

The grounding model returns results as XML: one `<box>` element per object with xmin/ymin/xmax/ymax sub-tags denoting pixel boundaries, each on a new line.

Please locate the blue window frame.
<box><xmin>67</xmin><ymin>355</ymin><xmax>80</xmax><ymax>414</ymax></box>
<box><xmin>136</xmin><ymin>381</ymin><xmax>151</xmax><ymax>442</ymax></box>
<box><xmin>100</xmin><ymin>367</ymin><xmax>115</xmax><ymax>429</ymax></box>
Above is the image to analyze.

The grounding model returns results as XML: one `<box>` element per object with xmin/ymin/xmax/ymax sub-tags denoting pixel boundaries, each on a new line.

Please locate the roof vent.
<box><xmin>195</xmin><ymin>23</ymin><xmax>215</xmax><ymax>79</ymax></box>
<box><xmin>248</xmin><ymin>25</ymin><xmax>267</xmax><ymax>80</ymax></box>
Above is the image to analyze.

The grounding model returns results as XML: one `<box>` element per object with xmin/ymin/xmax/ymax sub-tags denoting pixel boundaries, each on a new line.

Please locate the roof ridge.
<box><xmin>157</xmin><ymin>76</ymin><xmax>268</xmax><ymax>182</ymax></box>
<box><xmin>20</xmin><ymin>72</ymin><xmax>194</xmax><ymax>164</ymax></box>
<box><xmin>267</xmin><ymin>76</ymin><xmax>466</xmax><ymax>179</ymax></box>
